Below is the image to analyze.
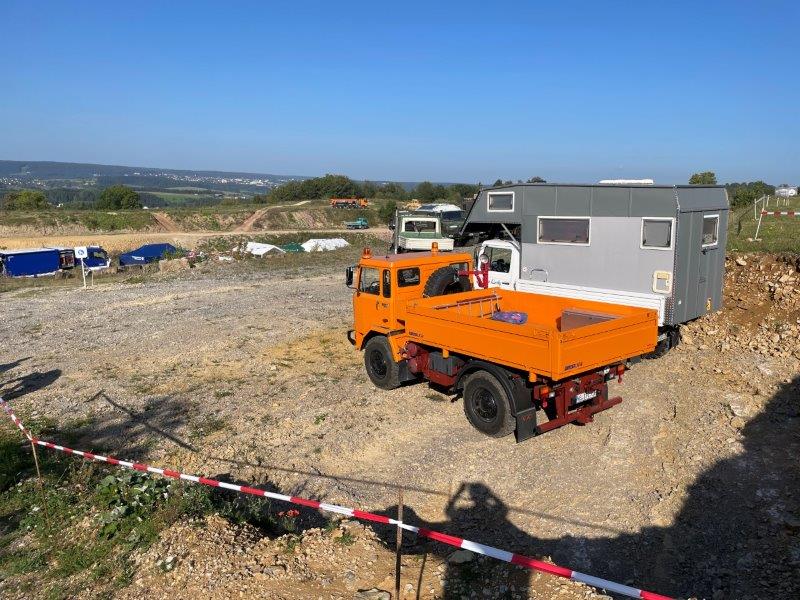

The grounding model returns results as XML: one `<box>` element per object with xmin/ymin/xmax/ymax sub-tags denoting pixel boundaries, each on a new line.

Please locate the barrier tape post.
<box><xmin>395</xmin><ymin>488</ymin><xmax>403</xmax><ymax>600</ymax></box>
<box><xmin>29</xmin><ymin>438</ymin><xmax>52</xmax><ymax>531</ymax></box>
<box><xmin>0</xmin><ymin>397</ymin><xmax>674</xmax><ymax>600</ymax></box>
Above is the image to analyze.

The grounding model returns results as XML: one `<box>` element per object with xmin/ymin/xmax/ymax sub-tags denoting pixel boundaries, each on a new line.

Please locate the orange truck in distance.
<box><xmin>346</xmin><ymin>246</ymin><xmax>657</xmax><ymax>441</ymax></box>
<box><xmin>330</xmin><ymin>198</ymin><xmax>369</xmax><ymax>208</ymax></box>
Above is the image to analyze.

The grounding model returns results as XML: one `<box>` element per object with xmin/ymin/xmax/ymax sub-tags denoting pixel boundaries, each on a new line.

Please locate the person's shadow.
<box><xmin>376</xmin><ymin>374</ymin><xmax>800</xmax><ymax>599</ymax></box>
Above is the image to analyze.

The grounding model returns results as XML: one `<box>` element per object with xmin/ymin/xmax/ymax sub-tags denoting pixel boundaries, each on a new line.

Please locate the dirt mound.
<box><xmin>682</xmin><ymin>253</ymin><xmax>800</xmax><ymax>359</ymax></box>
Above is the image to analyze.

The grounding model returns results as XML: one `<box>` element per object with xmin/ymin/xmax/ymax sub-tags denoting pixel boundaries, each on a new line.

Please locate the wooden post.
<box><xmin>29</xmin><ymin>440</ymin><xmax>51</xmax><ymax>531</ymax></box>
<box><xmin>395</xmin><ymin>488</ymin><xmax>403</xmax><ymax>599</ymax></box>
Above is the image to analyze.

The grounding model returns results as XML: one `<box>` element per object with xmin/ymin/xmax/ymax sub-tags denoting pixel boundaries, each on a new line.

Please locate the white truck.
<box><xmin>390</xmin><ymin>211</ymin><xmax>454</xmax><ymax>253</ymax></box>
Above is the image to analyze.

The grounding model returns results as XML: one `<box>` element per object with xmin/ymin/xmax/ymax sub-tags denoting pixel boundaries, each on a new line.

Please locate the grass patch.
<box><xmin>728</xmin><ymin>197</ymin><xmax>800</xmax><ymax>253</ymax></box>
<box><xmin>189</xmin><ymin>413</ymin><xmax>230</xmax><ymax>439</ymax></box>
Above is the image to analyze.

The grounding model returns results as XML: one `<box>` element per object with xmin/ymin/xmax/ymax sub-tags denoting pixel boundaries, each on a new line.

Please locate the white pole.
<box><xmin>81</xmin><ymin>258</ymin><xmax>87</xmax><ymax>289</ymax></box>
<box><xmin>753</xmin><ymin>210</ymin><xmax>764</xmax><ymax>241</ymax></box>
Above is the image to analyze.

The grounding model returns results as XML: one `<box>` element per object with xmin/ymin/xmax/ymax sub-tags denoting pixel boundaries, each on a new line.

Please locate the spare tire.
<box><xmin>423</xmin><ymin>266</ymin><xmax>471</xmax><ymax>297</ymax></box>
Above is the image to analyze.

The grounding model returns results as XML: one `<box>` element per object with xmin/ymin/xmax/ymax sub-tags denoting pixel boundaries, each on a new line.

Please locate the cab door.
<box><xmin>353</xmin><ymin>266</ymin><xmax>392</xmax><ymax>343</ymax></box>
<box><xmin>479</xmin><ymin>242</ymin><xmax>517</xmax><ymax>289</ymax></box>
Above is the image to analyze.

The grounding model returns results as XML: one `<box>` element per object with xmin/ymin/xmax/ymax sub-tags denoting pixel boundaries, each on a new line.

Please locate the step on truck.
<box><xmin>346</xmin><ymin>246</ymin><xmax>657</xmax><ymax>441</ymax></box>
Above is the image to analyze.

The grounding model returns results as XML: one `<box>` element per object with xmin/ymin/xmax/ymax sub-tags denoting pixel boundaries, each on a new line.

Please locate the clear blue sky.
<box><xmin>1</xmin><ymin>0</ymin><xmax>797</xmax><ymax>184</ymax></box>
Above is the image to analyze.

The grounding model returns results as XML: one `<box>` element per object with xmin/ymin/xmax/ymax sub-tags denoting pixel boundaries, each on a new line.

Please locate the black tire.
<box><xmin>423</xmin><ymin>266</ymin><xmax>471</xmax><ymax>298</ymax></box>
<box><xmin>363</xmin><ymin>336</ymin><xmax>401</xmax><ymax>390</ymax></box>
<box><xmin>462</xmin><ymin>370</ymin><xmax>515</xmax><ymax>437</ymax></box>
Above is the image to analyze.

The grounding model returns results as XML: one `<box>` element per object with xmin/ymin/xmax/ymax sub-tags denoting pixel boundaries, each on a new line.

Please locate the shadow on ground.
<box><xmin>371</xmin><ymin>375</ymin><xmax>800</xmax><ymax>599</ymax></box>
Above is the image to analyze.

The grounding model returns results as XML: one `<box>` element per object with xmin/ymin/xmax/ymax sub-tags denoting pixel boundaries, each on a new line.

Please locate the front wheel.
<box><xmin>462</xmin><ymin>371</ymin><xmax>515</xmax><ymax>437</ymax></box>
<box><xmin>363</xmin><ymin>336</ymin><xmax>401</xmax><ymax>390</ymax></box>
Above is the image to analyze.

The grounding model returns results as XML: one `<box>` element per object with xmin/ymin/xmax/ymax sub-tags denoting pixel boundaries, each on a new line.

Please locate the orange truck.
<box><xmin>330</xmin><ymin>198</ymin><xmax>369</xmax><ymax>208</ymax></box>
<box><xmin>346</xmin><ymin>246</ymin><xmax>657</xmax><ymax>441</ymax></box>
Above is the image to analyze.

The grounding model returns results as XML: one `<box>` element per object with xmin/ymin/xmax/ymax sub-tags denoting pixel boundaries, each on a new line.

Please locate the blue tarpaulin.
<box><xmin>0</xmin><ymin>248</ymin><xmax>61</xmax><ymax>277</ymax></box>
<box><xmin>119</xmin><ymin>243</ymin><xmax>177</xmax><ymax>266</ymax></box>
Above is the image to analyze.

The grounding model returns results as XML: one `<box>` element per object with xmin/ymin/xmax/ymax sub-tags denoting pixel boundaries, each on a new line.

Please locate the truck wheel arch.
<box><xmin>455</xmin><ymin>360</ymin><xmax>532</xmax><ymax>417</ymax></box>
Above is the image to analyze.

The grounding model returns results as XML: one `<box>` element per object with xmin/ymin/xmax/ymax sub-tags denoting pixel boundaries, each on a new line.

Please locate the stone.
<box><xmin>731</xmin><ymin>416</ymin><xmax>746</xmax><ymax>429</ymax></box>
<box><xmin>353</xmin><ymin>589</ymin><xmax>391</xmax><ymax>600</ymax></box>
<box><xmin>735</xmin><ymin>257</ymin><xmax>747</xmax><ymax>266</ymax></box>
<box><xmin>447</xmin><ymin>549</ymin><xmax>475</xmax><ymax>564</ymax></box>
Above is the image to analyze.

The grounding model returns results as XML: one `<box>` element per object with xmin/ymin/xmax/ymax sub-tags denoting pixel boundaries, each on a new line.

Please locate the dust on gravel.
<box><xmin>1</xmin><ymin>251</ymin><xmax>798</xmax><ymax>600</ymax></box>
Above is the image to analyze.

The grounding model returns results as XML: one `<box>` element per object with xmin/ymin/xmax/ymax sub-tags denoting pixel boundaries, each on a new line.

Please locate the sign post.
<box><xmin>75</xmin><ymin>246</ymin><xmax>88</xmax><ymax>289</ymax></box>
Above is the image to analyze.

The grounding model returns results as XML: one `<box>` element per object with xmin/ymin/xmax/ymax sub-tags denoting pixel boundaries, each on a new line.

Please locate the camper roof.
<box><xmin>462</xmin><ymin>182</ymin><xmax>728</xmax><ymax>234</ymax></box>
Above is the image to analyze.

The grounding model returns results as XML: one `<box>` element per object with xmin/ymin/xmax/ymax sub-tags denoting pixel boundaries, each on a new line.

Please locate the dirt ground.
<box><xmin>1</xmin><ymin>252</ymin><xmax>798</xmax><ymax>600</ymax></box>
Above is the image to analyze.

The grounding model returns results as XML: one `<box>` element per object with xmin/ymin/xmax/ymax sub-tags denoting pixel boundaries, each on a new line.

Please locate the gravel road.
<box><xmin>1</xmin><ymin>252</ymin><xmax>797</xmax><ymax>600</ymax></box>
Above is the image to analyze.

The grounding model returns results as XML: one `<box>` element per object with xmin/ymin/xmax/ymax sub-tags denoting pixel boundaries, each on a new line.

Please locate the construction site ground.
<box><xmin>1</xmin><ymin>250</ymin><xmax>798</xmax><ymax>600</ymax></box>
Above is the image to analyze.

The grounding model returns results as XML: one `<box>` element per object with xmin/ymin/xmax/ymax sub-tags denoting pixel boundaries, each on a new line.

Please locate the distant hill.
<box><xmin>0</xmin><ymin>160</ymin><xmax>307</xmax><ymax>182</ymax></box>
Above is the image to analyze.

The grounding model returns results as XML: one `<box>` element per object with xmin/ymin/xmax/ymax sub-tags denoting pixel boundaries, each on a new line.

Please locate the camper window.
<box><xmin>487</xmin><ymin>192</ymin><xmax>514</xmax><ymax>212</ymax></box>
<box><xmin>537</xmin><ymin>217</ymin><xmax>590</xmax><ymax>245</ymax></box>
<box><xmin>641</xmin><ymin>218</ymin><xmax>673</xmax><ymax>249</ymax></box>
<box><xmin>702</xmin><ymin>215</ymin><xmax>719</xmax><ymax>247</ymax></box>
<box><xmin>359</xmin><ymin>267</ymin><xmax>380</xmax><ymax>295</ymax></box>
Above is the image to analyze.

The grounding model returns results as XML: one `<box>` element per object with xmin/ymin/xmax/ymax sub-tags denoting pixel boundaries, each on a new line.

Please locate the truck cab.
<box><xmin>346</xmin><ymin>246</ymin><xmax>471</xmax><ymax>352</ymax></box>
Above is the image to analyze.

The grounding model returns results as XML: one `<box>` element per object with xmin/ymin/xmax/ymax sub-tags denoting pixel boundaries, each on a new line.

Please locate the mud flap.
<box><xmin>514</xmin><ymin>407</ymin><xmax>538</xmax><ymax>442</ymax></box>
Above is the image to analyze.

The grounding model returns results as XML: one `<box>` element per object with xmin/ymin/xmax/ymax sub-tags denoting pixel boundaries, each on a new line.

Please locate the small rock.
<box><xmin>735</xmin><ymin>257</ymin><xmax>747</xmax><ymax>266</ymax></box>
<box><xmin>353</xmin><ymin>589</ymin><xmax>391</xmax><ymax>600</ymax></box>
<box><xmin>731</xmin><ymin>416</ymin><xmax>746</xmax><ymax>429</ymax></box>
<box><xmin>447</xmin><ymin>549</ymin><xmax>475</xmax><ymax>564</ymax></box>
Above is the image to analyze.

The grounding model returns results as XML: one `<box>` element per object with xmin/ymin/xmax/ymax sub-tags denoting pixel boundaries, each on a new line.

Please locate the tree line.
<box><xmin>1</xmin><ymin>185</ymin><xmax>143</xmax><ymax>211</ymax></box>
<box><xmin>689</xmin><ymin>171</ymin><xmax>776</xmax><ymax>207</ymax></box>
<box><xmin>252</xmin><ymin>174</ymin><xmax>481</xmax><ymax>205</ymax></box>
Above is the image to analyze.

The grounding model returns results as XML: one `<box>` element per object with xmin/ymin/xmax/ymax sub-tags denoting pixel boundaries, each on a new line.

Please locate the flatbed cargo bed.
<box><xmin>405</xmin><ymin>289</ymin><xmax>657</xmax><ymax>381</ymax></box>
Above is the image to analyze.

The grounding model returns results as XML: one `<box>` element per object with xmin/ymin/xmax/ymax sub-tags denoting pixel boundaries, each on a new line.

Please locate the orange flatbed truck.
<box><xmin>347</xmin><ymin>247</ymin><xmax>658</xmax><ymax>441</ymax></box>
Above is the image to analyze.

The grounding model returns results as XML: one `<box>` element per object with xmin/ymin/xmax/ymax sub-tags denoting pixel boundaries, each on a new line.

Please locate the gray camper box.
<box><xmin>462</xmin><ymin>183</ymin><xmax>728</xmax><ymax>352</ymax></box>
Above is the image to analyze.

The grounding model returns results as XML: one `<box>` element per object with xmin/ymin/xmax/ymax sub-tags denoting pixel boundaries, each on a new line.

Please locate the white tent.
<box><xmin>301</xmin><ymin>238</ymin><xmax>350</xmax><ymax>252</ymax></box>
<box><xmin>244</xmin><ymin>242</ymin><xmax>285</xmax><ymax>257</ymax></box>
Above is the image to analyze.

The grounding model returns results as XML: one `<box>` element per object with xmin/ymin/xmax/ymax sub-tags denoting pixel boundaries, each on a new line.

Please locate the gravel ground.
<box><xmin>1</xmin><ymin>252</ymin><xmax>798</xmax><ymax>600</ymax></box>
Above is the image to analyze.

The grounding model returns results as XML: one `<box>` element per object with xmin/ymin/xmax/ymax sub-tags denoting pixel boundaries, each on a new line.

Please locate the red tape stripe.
<box><xmin>290</xmin><ymin>496</ymin><xmax>322</xmax><ymax>509</ymax></box>
<box><xmin>417</xmin><ymin>527</ymin><xmax>464</xmax><ymax>548</ymax></box>
<box><xmin>353</xmin><ymin>509</ymin><xmax>390</xmax><ymax>524</ymax></box>
<box><xmin>511</xmin><ymin>554</ymin><xmax>573</xmax><ymax>578</ymax></box>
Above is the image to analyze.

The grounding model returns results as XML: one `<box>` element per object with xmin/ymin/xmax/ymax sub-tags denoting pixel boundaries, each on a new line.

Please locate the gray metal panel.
<box><xmin>591</xmin><ymin>187</ymin><xmax>631</xmax><ymax>216</ymax></box>
<box><xmin>555</xmin><ymin>186</ymin><xmax>592</xmax><ymax>215</ymax></box>
<box><xmin>464</xmin><ymin>185</ymin><xmax>523</xmax><ymax>226</ymax></box>
<box><xmin>519</xmin><ymin>217</ymin><xmax>675</xmax><ymax>293</ymax></box>
<box><xmin>670</xmin><ymin>209</ymin><xmax>727</xmax><ymax>324</ymax></box>
<box><xmin>675</xmin><ymin>186</ymin><xmax>729</xmax><ymax>212</ymax></box>
<box><xmin>523</xmin><ymin>186</ymin><xmax>556</xmax><ymax>216</ymax></box>
<box><xmin>630</xmin><ymin>188</ymin><xmax>677</xmax><ymax>217</ymax></box>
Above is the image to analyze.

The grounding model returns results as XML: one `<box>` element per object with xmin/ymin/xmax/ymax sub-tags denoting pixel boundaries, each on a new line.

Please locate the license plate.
<box><xmin>574</xmin><ymin>390</ymin><xmax>598</xmax><ymax>404</ymax></box>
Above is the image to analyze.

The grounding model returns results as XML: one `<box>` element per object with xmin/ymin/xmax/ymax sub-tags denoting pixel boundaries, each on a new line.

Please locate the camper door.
<box><xmin>696</xmin><ymin>212</ymin><xmax>721</xmax><ymax>316</ymax></box>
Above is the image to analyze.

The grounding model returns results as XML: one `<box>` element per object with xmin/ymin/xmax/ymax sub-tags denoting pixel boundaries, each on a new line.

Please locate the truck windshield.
<box><xmin>359</xmin><ymin>267</ymin><xmax>381</xmax><ymax>295</ymax></box>
<box><xmin>441</xmin><ymin>211</ymin><xmax>464</xmax><ymax>221</ymax></box>
<box><xmin>404</xmin><ymin>220</ymin><xmax>437</xmax><ymax>233</ymax></box>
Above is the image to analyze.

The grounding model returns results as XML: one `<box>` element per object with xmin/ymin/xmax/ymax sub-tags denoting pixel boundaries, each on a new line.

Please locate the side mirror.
<box><xmin>345</xmin><ymin>265</ymin><xmax>355</xmax><ymax>288</ymax></box>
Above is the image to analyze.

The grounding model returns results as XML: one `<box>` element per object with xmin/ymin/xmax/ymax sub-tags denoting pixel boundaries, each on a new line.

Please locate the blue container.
<box><xmin>0</xmin><ymin>248</ymin><xmax>62</xmax><ymax>277</ymax></box>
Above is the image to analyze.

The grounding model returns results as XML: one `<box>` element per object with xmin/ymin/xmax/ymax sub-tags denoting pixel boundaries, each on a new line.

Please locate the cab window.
<box><xmin>486</xmin><ymin>247</ymin><xmax>512</xmax><ymax>273</ymax></box>
<box><xmin>397</xmin><ymin>267</ymin><xmax>420</xmax><ymax>287</ymax></box>
<box><xmin>382</xmin><ymin>269</ymin><xmax>391</xmax><ymax>298</ymax></box>
<box><xmin>359</xmin><ymin>267</ymin><xmax>380</xmax><ymax>295</ymax></box>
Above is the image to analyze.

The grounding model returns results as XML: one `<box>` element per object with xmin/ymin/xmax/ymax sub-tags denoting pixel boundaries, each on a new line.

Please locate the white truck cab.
<box><xmin>476</xmin><ymin>238</ymin><xmax>668</xmax><ymax>326</ymax></box>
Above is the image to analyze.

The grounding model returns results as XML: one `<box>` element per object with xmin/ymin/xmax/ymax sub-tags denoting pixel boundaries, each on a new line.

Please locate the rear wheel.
<box><xmin>363</xmin><ymin>336</ymin><xmax>401</xmax><ymax>390</ymax></box>
<box><xmin>462</xmin><ymin>371</ymin><xmax>515</xmax><ymax>437</ymax></box>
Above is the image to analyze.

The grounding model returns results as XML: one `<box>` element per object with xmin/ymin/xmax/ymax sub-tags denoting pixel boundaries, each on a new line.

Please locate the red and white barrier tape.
<box><xmin>761</xmin><ymin>210</ymin><xmax>798</xmax><ymax>217</ymax></box>
<box><xmin>0</xmin><ymin>397</ymin><xmax>672</xmax><ymax>600</ymax></box>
